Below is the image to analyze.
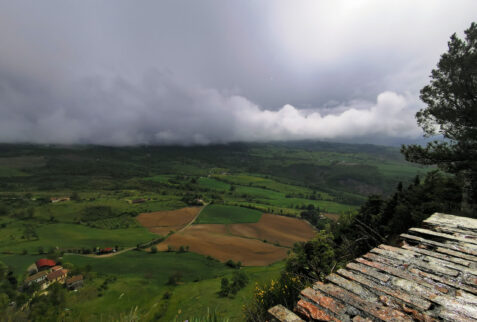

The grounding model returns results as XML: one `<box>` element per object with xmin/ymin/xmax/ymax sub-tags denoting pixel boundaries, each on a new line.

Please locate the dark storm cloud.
<box><xmin>0</xmin><ymin>1</ymin><xmax>476</xmax><ymax>145</ymax></box>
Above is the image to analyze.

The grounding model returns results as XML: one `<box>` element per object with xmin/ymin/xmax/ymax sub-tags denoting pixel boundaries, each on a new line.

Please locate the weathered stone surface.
<box><xmin>313</xmin><ymin>281</ymin><xmax>412</xmax><ymax>321</ymax></box>
<box><xmin>379</xmin><ymin>244</ymin><xmax>477</xmax><ymax>276</ymax></box>
<box><xmin>296</xmin><ymin>299</ymin><xmax>339</xmax><ymax>321</ymax></box>
<box><xmin>409</xmin><ymin>227</ymin><xmax>477</xmax><ymax>247</ymax></box>
<box><xmin>423</xmin><ymin>213</ymin><xmax>477</xmax><ymax>231</ymax></box>
<box><xmin>401</xmin><ymin>233</ymin><xmax>477</xmax><ymax>256</ymax></box>
<box><xmin>346</xmin><ymin>261</ymin><xmax>390</xmax><ymax>282</ymax></box>
<box><xmin>355</xmin><ymin>257</ymin><xmax>440</xmax><ymax>291</ymax></box>
<box><xmin>326</xmin><ymin>273</ymin><xmax>378</xmax><ymax>303</ymax></box>
<box><xmin>337</xmin><ymin>268</ymin><xmax>432</xmax><ymax>311</ymax></box>
<box><xmin>279</xmin><ymin>213</ymin><xmax>477</xmax><ymax>321</ymax></box>
<box><xmin>402</xmin><ymin>243</ymin><xmax>471</xmax><ymax>266</ymax></box>
<box><xmin>435</xmin><ymin>246</ymin><xmax>477</xmax><ymax>263</ymax></box>
<box><xmin>268</xmin><ymin>304</ymin><xmax>304</xmax><ymax>322</ymax></box>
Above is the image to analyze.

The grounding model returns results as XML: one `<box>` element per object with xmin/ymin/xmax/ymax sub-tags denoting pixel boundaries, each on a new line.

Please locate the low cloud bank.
<box><xmin>0</xmin><ymin>72</ymin><xmax>421</xmax><ymax>145</ymax></box>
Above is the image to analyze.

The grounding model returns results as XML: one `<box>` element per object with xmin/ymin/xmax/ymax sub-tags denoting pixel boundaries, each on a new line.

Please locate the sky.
<box><xmin>0</xmin><ymin>1</ymin><xmax>476</xmax><ymax>146</ymax></box>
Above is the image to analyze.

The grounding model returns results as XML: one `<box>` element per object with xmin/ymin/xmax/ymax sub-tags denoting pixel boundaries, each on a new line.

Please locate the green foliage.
<box><xmin>299</xmin><ymin>205</ymin><xmax>330</xmax><ymax>229</ymax></box>
<box><xmin>80</xmin><ymin>205</ymin><xmax>116</xmax><ymax>222</ymax></box>
<box><xmin>84</xmin><ymin>215</ymin><xmax>139</xmax><ymax>229</ymax></box>
<box><xmin>181</xmin><ymin>193</ymin><xmax>203</xmax><ymax>206</ymax></box>
<box><xmin>243</xmin><ymin>231</ymin><xmax>334</xmax><ymax>320</ymax></box>
<box><xmin>70</xmin><ymin>191</ymin><xmax>80</xmax><ymax>201</ymax></box>
<box><xmin>401</xmin><ymin>22</ymin><xmax>477</xmax><ymax>213</ymax></box>
<box><xmin>183</xmin><ymin>308</ymin><xmax>230</xmax><ymax>322</ymax></box>
<box><xmin>219</xmin><ymin>271</ymin><xmax>249</xmax><ymax>297</ymax></box>
<box><xmin>225</xmin><ymin>259</ymin><xmax>241</xmax><ymax>269</ymax></box>
<box><xmin>219</xmin><ymin>277</ymin><xmax>230</xmax><ymax>297</ymax></box>
<box><xmin>230</xmin><ymin>271</ymin><xmax>248</xmax><ymax>293</ymax></box>
<box><xmin>150</xmin><ymin>245</ymin><xmax>157</xmax><ymax>253</ymax></box>
<box><xmin>29</xmin><ymin>282</ymin><xmax>68</xmax><ymax>320</ymax></box>
<box><xmin>285</xmin><ymin>230</ymin><xmax>336</xmax><ymax>283</ymax></box>
<box><xmin>334</xmin><ymin>170</ymin><xmax>462</xmax><ymax>260</ymax></box>
<box><xmin>243</xmin><ymin>273</ymin><xmax>303</xmax><ymax>322</ymax></box>
<box><xmin>167</xmin><ymin>272</ymin><xmax>183</xmax><ymax>286</ymax></box>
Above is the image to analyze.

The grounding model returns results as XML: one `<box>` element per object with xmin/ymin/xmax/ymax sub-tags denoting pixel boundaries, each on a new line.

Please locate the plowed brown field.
<box><xmin>136</xmin><ymin>207</ymin><xmax>201</xmax><ymax>236</ymax></box>
<box><xmin>146</xmin><ymin>212</ymin><xmax>316</xmax><ymax>266</ymax></box>
<box><xmin>227</xmin><ymin>213</ymin><xmax>316</xmax><ymax>247</ymax></box>
<box><xmin>157</xmin><ymin>225</ymin><xmax>288</xmax><ymax>266</ymax></box>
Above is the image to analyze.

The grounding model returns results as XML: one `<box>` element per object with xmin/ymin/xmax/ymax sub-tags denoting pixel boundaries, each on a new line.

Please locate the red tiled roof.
<box><xmin>24</xmin><ymin>270</ymin><xmax>48</xmax><ymax>284</ymax></box>
<box><xmin>103</xmin><ymin>247</ymin><xmax>113</xmax><ymax>252</ymax></box>
<box><xmin>66</xmin><ymin>275</ymin><xmax>83</xmax><ymax>285</ymax></box>
<box><xmin>47</xmin><ymin>269</ymin><xmax>68</xmax><ymax>281</ymax></box>
<box><xmin>35</xmin><ymin>258</ymin><xmax>56</xmax><ymax>268</ymax></box>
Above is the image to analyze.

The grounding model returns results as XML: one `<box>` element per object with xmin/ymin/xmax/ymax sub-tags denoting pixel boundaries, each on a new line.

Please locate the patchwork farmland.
<box><xmin>140</xmin><ymin>205</ymin><xmax>316</xmax><ymax>265</ymax></box>
<box><xmin>0</xmin><ymin>142</ymin><xmax>428</xmax><ymax>321</ymax></box>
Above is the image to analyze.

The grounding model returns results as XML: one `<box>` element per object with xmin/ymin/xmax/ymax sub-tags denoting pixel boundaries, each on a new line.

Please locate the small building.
<box><xmin>46</xmin><ymin>269</ymin><xmax>68</xmax><ymax>284</ymax></box>
<box><xmin>24</xmin><ymin>270</ymin><xmax>48</xmax><ymax>286</ymax></box>
<box><xmin>66</xmin><ymin>275</ymin><xmax>84</xmax><ymax>290</ymax></box>
<box><xmin>35</xmin><ymin>258</ymin><xmax>56</xmax><ymax>271</ymax></box>
<box><xmin>51</xmin><ymin>265</ymin><xmax>63</xmax><ymax>272</ymax></box>
<box><xmin>50</xmin><ymin>197</ymin><xmax>70</xmax><ymax>203</ymax></box>
<box><xmin>132</xmin><ymin>198</ymin><xmax>146</xmax><ymax>204</ymax></box>
<box><xmin>97</xmin><ymin>247</ymin><xmax>114</xmax><ymax>255</ymax></box>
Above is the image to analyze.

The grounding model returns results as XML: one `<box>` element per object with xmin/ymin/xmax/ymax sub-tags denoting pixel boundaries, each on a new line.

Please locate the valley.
<box><xmin>0</xmin><ymin>141</ymin><xmax>428</xmax><ymax>320</ymax></box>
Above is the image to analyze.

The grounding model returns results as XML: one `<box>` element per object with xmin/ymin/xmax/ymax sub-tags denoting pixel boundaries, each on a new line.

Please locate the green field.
<box><xmin>195</xmin><ymin>205</ymin><xmax>262</xmax><ymax>224</ymax></box>
<box><xmin>0</xmin><ymin>253</ymin><xmax>40</xmax><ymax>277</ymax></box>
<box><xmin>61</xmin><ymin>251</ymin><xmax>284</xmax><ymax>321</ymax></box>
<box><xmin>198</xmin><ymin>177</ymin><xmax>231</xmax><ymax>191</ymax></box>
<box><xmin>65</xmin><ymin>251</ymin><xmax>229</xmax><ymax>284</ymax></box>
<box><xmin>0</xmin><ymin>223</ymin><xmax>157</xmax><ymax>253</ymax></box>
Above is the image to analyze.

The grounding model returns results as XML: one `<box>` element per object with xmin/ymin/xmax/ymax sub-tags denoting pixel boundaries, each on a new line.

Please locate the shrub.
<box><xmin>150</xmin><ymin>246</ymin><xmax>157</xmax><ymax>254</ymax></box>
<box><xmin>219</xmin><ymin>277</ymin><xmax>229</xmax><ymax>297</ymax></box>
<box><xmin>166</xmin><ymin>272</ymin><xmax>182</xmax><ymax>286</ymax></box>
<box><xmin>243</xmin><ymin>273</ymin><xmax>303</xmax><ymax>322</ymax></box>
<box><xmin>225</xmin><ymin>260</ymin><xmax>241</xmax><ymax>269</ymax></box>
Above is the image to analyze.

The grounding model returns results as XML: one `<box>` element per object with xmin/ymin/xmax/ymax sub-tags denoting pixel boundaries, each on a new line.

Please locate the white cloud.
<box><xmin>0</xmin><ymin>72</ymin><xmax>421</xmax><ymax>145</ymax></box>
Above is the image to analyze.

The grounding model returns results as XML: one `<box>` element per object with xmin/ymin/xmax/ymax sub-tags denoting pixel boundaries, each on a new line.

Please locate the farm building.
<box><xmin>66</xmin><ymin>275</ymin><xmax>84</xmax><ymax>290</ymax></box>
<box><xmin>24</xmin><ymin>271</ymin><xmax>48</xmax><ymax>286</ymax></box>
<box><xmin>46</xmin><ymin>269</ymin><xmax>68</xmax><ymax>284</ymax></box>
<box><xmin>132</xmin><ymin>198</ymin><xmax>146</xmax><ymax>204</ymax></box>
<box><xmin>97</xmin><ymin>247</ymin><xmax>115</xmax><ymax>255</ymax></box>
<box><xmin>50</xmin><ymin>197</ymin><xmax>70</xmax><ymax>203</ymax></box>
<box><xmin>35</xmin><ymin>258</ymin><xmax>56</xmax><ymax>271</ymax></box>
